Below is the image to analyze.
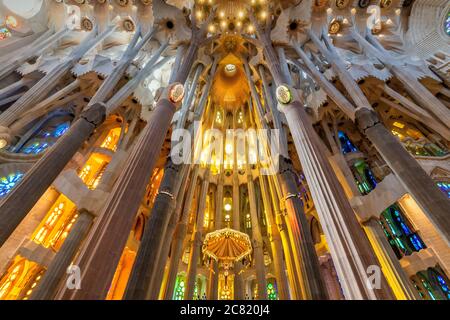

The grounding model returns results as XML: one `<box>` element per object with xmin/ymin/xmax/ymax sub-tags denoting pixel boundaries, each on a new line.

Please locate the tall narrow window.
<box><xmin>267</xmin><ymin>281</ymin><xmax>278</xmax><ymax>300</ymax></box>
<box><xmin>379</xmin><ymin>204</ymin><xmax>426</xmax><ymax>258</ymax></box>
<box><xmin>338</xmin><ymin>131</ymin><xmax>358</xmax><ymax>154</ymax></box>
<box><xmin>174</xmin><ymin>275</ymin><xmax>186</xmax><ymax>300</ymax></box>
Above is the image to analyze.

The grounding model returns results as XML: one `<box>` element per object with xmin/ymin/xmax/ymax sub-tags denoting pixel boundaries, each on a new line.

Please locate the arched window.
<box><xmin>379</xmin><ymin>204</ymin><xmax>426</xmax><ymax>258</ymax></box>
<box><xmin>338</xmin><ymin>131</ymin><xmax>358</xmax><ymax>154</ymax></box>
<box><xmin>173</xmin><ymin>274</ymin><xmax>186</xmax><ymax>300</ymax></box>
<box><xmin>436</xmin><ymin>181</ymin><xmax>450</xmax><ymax>199</ymax></box>
<box><xmin>266</xmin><ymin>281</ymin><xmax>278</xmax><ymax>300</ymax></box>
<box><xmin>351</xmin><ymin>159</ymin><xmax>378</xmax><ymax>195</ymax></box>
<box><xmin>19</xmin><ymin>115</ymin><xmax>73</xmax><ymax>155</ymax></box>
<box><xmin>0</xmin><ymin>172</ymin><xmax>24</xmax><ymax>197</ymax></box>
<box><xmin>411</xmin><ymin>266</ymin><xmax>450</xmax><ymax>300</ymax></box>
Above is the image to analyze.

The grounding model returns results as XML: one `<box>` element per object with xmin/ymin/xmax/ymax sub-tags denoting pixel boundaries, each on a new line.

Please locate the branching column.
<box><xmin>247</xmin><ymin>173</ymin><xmax>267</xmax><ymax>299</ymax></box>
<box><xmin>309</xmin><ymin>31</ymin><xmax>450</xmax><ymax>244</ymax></box>
<box><xmin>163</xmin><ymin>165</ymin><xmax>201</xmax><ymax>299</ymax></box>
<box><xmin>249</xmin><ymin>16</ymin><xmax>393</xmax><ymax>297</ymax></box>
<box><xmin>258</xmin><ymin>175</ymin><xmax>289</xmax><ymax>300</ymax></box>
<box><xmin>232</xmin><ymin>170</ymin><xmax>245</xmax><ymax>299</ymax></box>
<box><xmin>185</xmin><ymin>169</ymin><xmax>210</xmax><ymax>299</ymax></box>
<box><xmin>30</xmin><ymin>209</ymin><xmax>95</xmax><ymax>300</ymax></box>
<box><xmin>0</xmin><ymin>103</ymin><xmax>105</xmax><ymax>246</ymax></box>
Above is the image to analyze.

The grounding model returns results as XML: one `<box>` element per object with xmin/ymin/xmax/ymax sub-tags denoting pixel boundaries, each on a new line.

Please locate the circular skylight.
<box><xmin>3</xmin><ymin>0</ymin><xmax>43</xmax><ymax>19</ymax></box>
<box><xmin>224</xmin><ymin>64</ymin><xmax>237</xmax><ymax>77</ymax></box>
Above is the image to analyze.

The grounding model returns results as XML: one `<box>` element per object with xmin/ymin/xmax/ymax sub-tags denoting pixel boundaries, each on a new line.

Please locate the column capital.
<box><xmin>81</xmin><ymin>102</ymin><xmax>107</xmax><ymax>127</ymax></box>
<box><xmin>355</xmin><ymin>107</ymin><xmax>381</xmax><ymax>133</ymax></box>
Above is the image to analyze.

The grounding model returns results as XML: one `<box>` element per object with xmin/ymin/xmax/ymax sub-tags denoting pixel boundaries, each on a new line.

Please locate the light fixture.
<box><xmin>224</xmin><ymin>204</ymin><xmax>232</xmax><ymax>211</ymax></box>
<box><xmin>328</xmin><ymin>20</ymin><xmax>341</xmax><ymax>34</ymax></box>
<box><xmin>380</xmin><ymin>0</ymin><xmax>392</xmax><ymax>9</ymax></box>
<box><xmin>276</xmin><ymin>85</ymin><xmax>293</xmax><ymax>105</ymax></box>
<box><xmin>168</xmin><ymin>83</ymin><xmax>185</xmax><ymax>104</ymax></box>
<box><xmin>224</xmin><ymin>64</ymin><xmax>237</xmax><ymax>77</ymax></box>
<box><xmin>5</xmin><ymin>16</ymin><xmax>18</xmax><ymax>28</ymax></box>
<box><xmin>0</xmin><ymin>139</ymin><xmax>7</xmax><ymax>149</ymax></box>
<box><xmin>81</xmin><ymin>17</ymin><xmax>94</xmax><ymax>31</ymax></box>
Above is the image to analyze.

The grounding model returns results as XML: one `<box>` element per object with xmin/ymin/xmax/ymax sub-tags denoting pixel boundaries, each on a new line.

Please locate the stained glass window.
<box><xmin>18</xmin><ymin>116</ymin><xmax>72</xmax><ymax>155</ymax></box>
<box><xmin>437</xmin><ymin>182</ymin><xmax>450</xmax><ymax>199</ymax></box>
<box><xmin>267</xmin><ymin>282</ymin><xmax>278</xmax><ymax>300</ymax></box>
<box><xmin>52</xmin><ymin>122</ymin><xmax>70</xmax><ymax>137</ymax></box>
<box><xmin>0</xmin><ymin>27</ymin><xmax>11</xmax><ymax>40</ymax></box>
<box><xmin>351</xmin><ymin>160</ymin><xmax>377</xmax><ymax>195</ymax></box>
<box><xmin>379</xmin><ymin>204</ymin><xmax>426</xmax><ymax>258</ymax></box>
<box><xmin>445</xmin><ymin>11</ymin><xmax>450</xmax><ymax>36</ymax></box>
<box><xmin>338</xmin><ymin>131</ymin><xmax>358</xmax><ymax>154</ymax></box>
<box><xmin>174</xmin><ymin>275</ymin><xmax>186</xmax><ymax>300</ymax></box>
<box><xmin>0</xmin><ymin>172</ymin><xmax>24</xmax><ymax>197</ymax></box>
<box><xmin>21</xmin><ymin>141</ymin><xmax>49</xmax><ymax>154</ymax></box>
<box><xmin>412</xmin><ymin>266</ymin><xmax>450</xmax><ymax>300</ymax></box>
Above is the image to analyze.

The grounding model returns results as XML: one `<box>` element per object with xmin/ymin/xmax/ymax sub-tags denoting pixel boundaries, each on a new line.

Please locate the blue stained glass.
<box><xmin>393</xmin><ymin>208</ymin><xmax>412</xmax><ymax>235</ymax></box>
<box><xmin>52</xmin><ymin>122</ymin><xmax>70</xmax><ymax>138</ymax></box>
<box><xmin>0</xmin><ymin>172</ymin><xmax>24</xmax><ymax>197</ymax></box>
<box><xmin>437</xmin><ymin>182</ymin><xmax>450</xmax><ymax>199</ymax></box>
<box><xmin>338</xmin><ymin>131</ymin><xmax>358</xmax><ymax>154</ymax></box>
<box><xmin>437</xmin><ymin>276</ymin><xmax>450</xmax><ymax>299</ymax></box>
<box><xmin>409</xmin><ymin>234</ymin><xmax>425</xmax><ymax>251</ymax></box>
<box><xmin>21</xmin><ymin>141</ymin><xmax>49</xmax><ymax>154</ymax></box>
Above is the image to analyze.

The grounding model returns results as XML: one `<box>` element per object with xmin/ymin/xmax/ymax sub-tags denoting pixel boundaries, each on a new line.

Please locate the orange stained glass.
<box><xmin>31</xmin><ymin>194</ymin><xmax>77</xmax><ymax>250</ymax></box>
<box><xmin>100</xmin><ymin>127</ymin><xmax>122</xmax><ymax>151</ymax></box>
<box><xmin>0</xmin><ymin>256</ymin><xmax>44</xmax><ymax>300</ymax></box>
<box><xmin>79</xmin><ymin>153</ymin><xmax>110</xmax><ymax>190</ymax></box>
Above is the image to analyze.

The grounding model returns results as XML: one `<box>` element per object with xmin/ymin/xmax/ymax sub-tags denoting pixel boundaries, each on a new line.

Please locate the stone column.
<box><xmin>281</xmin><ymin>100</ymin><xmax>394</xmax><ymax>299</ymax></box>
<box><xmin>277</xmin><ymin>157</ymin><xmax>328</xmax><ymax>300</ymax></box>
<box><xmin>259</xmin><ymin>175</ymin><xmax>290</xmax><ymax>300</ymax></box>
<box><xmin>125</xmin><ymin>60</ymin><xmax>216</xmax><ymax>300</ymax></box>
<box><xmin>248</xmin><ymin>26</ymin><xmax>391</xmax><ymax>298</ymax></box>
<box><xmin>208</xmin><ymin>175</ymin><xmax>223</xmax><ymax>300</ymax></box>
<box><xmin>149</xmin><ymin>164</ymin><xmax>191</xmax><ymax>299</ymax></box>
<box><xmin>124</xmin><ymin>160</ymin><xmax>182</xmax><ymax>300</ymax></box>
<box><xmin>0</xmin><ymin>103</ymin><xmax>105</xmax><ymax>246</ymax></box>
<box><xmin>30</xmin><ymin>209</ymin><xmax>95</xmax><ymax>300</ymax></box>
<box><xmin>356</xmin><ymin>108</ymin><xmax>450</xmax><ymax>244</ymax></box>
<box><xmin>363</xmin><ymin>218</ymin><xmax>420</xmax><ymax>300</ymax></box>
<box><xmin>61</xmin><ymin>97</ymin><xmax>178</xmax><ymax>300</ymax></box>
<box><xmin>163</xmin><ymin>165</ymin><xmax>201</xmax><ymax>299</ymax></box>
<box><xmin>185</xmin><ymin>169</ymin><xmax>210</xmax><ymax>299</ymax></box>
<box><xmin>245</xmin><ymin>54</ymin><xmax>327</xmax><ymax>299</ymax></box>
<box><xmin>267</xmin><ymin>175</ymin><xmax>302</xmax><ymax>299</ymax></box>
<box><xmin>247</xmin><ymin>173</ymin><xmax>267</xmax><ymax>299</ymax></box>
<box><xmin>232</xmin><ymin>172</ymin><xmax>245</xmax><ymax>299</ymax></box>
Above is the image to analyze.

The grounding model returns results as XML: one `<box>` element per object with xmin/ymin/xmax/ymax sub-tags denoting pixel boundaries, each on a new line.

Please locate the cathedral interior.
<box><xmin>0</xmin><ymin>0</ymin><xmax>449</xmax><ymax>301</ymax></box>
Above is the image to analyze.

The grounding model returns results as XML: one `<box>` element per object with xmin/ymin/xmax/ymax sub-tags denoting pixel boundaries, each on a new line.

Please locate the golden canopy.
<box><xmin>202</xmin><ymin>228</ymin><xmax>252</xmax><ymax>263</ymax></box>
